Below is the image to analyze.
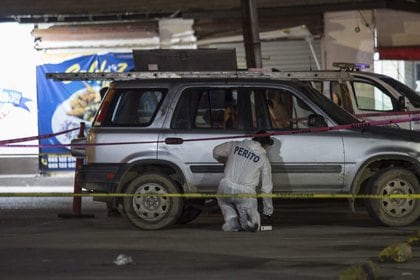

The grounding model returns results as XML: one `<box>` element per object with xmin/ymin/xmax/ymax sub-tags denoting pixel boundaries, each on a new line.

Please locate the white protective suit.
<box><xmin>213</xmin><ymin>139</ymin><xmax>273</xmax><ymax>232</ymax></box>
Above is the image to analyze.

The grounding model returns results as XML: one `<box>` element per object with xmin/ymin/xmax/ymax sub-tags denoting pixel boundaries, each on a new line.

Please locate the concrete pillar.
<box><xmin>324</xmin><ymin>11</ymin><xmax>375</xmax><ymax>70</ymax></box>
<box><xmin>241</xmin><ymin>0</ymin><xmax>262</xmax><ymax>68</ymax></box>
<box><xmin>158</xmin><ymin>18</ymin><xmax>197</xmax><ymax>49</ymax></box>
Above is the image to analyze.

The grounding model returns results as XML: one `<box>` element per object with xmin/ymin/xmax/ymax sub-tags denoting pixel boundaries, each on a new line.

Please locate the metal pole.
<box><xmin>305</xmin><ymin>35</ymin><xmax>321</xmax><ymax>70</ymax></box>
<box><xmin>58</xmin><ymin>121</ymin><xmax>94</xmax><ymax>219</ymax></box>
<box><xmin>241</xmin><ymin>0</ymin><xmax>262</xmax><ymax>69</ymax></box>
<box><xmin>72</xmin><ymin>122</ymin><xmax>85</xmax><ymax>216</ymax></box>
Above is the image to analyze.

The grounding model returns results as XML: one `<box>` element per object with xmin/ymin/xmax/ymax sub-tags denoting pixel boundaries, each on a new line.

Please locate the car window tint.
<box><xmin>173</xmin><ymin>86</ymin><xmax>323</xmax><ymax>130</ymax></box>
<box><xmin>196</xmin><ymin>89</ymin><xmax>227</xmax><ymax>128</ymax></box>
<box><xmin>352</xmin><ymin>81</ymin><xmax>395</xmax><ymax>111</ymax></box>
<box><xmin>109</xmin><ymin>89</ymin><xmax>165</xmax><ymax>126</ymax></box>
<box><xmin>330</xmin><ymin>81</ymin><xmax>354</xmax><ymax>114</ymax></box>
<box><xmin>172</xmin><ymin>87</ymin><xmax>241</xmax><ymax>130</ymax></box>
<box><xmin>301</xmin><ymin>85</ymin><xmax>358</xmax><ymax>125</ymax></box>
<box><xmin>263</xmin><ymin>88</ymin><xmax>320</xmax><ymax>129</ymax></box>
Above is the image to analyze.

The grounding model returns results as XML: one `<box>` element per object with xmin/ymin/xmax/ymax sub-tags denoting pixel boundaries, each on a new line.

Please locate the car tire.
<box><xmin>123</xmin><ymin>172</ymin><xmax>183</xmax><ymax>230</ymax></box>
<box><xmin>365</xmin><ymin>167</ymin><xmax>420</xmax><ymax>226</ymax></box>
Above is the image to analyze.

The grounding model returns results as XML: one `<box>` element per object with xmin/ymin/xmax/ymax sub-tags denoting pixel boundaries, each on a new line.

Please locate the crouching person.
<box><xmin>213</xmin><ymin>131</ymin><xmax>274</xmax><ymax>232</ymax></box>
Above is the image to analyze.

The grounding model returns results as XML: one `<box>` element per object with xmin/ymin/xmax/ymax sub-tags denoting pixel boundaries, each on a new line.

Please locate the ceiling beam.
<box><xmin>32</xmin><ymin>22</ymin><xmax>158</xmax><ymax>41</ymax></box>
<box><xmin>183</xmin><ymin>0</ymin><xmax>391</xmax><ymax>19</ymax></box>
<box><xmin>386</xmin><ymin>0</ymin><xmax>420</xmax><ymax>13</ymax></box>
<box><xmin>0</xmin><ymin>0</ymin><xmax>417</xmax><ymax>24</ymax></box>
<box><xmin>194</xmin><ymin>14</ymin><xmax>323</xmax><ymax>40</ymax></box>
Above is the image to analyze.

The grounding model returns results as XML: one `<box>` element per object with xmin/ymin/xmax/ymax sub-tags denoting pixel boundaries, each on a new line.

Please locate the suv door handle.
<box><xmin>165</xmin><ymin>137</ymin><xmax>184</xmax><ymax>145</ymax></box>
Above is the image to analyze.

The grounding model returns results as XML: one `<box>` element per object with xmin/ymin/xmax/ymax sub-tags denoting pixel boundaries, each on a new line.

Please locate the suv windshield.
<box><xmin>379</xmin><ymin>76</ymin><xmax>420</xmax><ymax>108</ymax></box>
<box><xmin>299</xmin><ymin>85</ymin><xmax>359</xmax><ymax>125</ymax></box>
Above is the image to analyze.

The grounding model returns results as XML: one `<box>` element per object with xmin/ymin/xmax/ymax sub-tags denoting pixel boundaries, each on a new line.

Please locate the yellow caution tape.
<box><xmin>0</xmin><ymin>192</ymin><xmax>420</xmax><ymax>199</ymax></box>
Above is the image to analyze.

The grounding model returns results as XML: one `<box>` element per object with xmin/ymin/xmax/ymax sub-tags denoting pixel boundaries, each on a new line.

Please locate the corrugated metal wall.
<box><xmin>205</xmin><ymin>39</ymin><xmax>322</xmax><ymax>71</ymax></box>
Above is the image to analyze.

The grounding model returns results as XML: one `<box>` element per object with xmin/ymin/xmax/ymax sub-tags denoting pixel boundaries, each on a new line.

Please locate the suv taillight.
<box><xmin>93</xmin><ymin>90</ymin><xmax>114</xmax><ymax>126</ymax></box>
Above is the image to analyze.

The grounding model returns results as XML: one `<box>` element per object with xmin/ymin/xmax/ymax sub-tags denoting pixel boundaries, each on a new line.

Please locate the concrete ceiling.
<box><xmin>4</xmin><ymin>0</ymin><xmax>419</xmax><ymax>41</ymax></box>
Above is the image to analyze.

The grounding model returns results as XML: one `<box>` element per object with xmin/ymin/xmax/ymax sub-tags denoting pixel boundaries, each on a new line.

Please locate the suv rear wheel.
<box><xmin>123</xmin><ymin>173</ymin><xmax>183</xmax><ymax>230</ymax></box>
<box><xmin>365</xmin><ymin>167</ymin><xmax>420</xmax><ymax>226</ymax></box>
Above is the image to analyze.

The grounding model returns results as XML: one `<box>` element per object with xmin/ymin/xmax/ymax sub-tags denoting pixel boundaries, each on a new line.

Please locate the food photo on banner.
<box><xmin>36</xmin><ymin>52</ymin><xmax>134</xmax><ymax>172</ymax></box>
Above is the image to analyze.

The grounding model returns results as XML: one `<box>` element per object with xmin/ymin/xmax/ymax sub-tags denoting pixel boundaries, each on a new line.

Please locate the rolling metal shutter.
<box><xmin>205</xmin><ymin>39</ymin><xmax>322</xmax><ymax>71</ymax></box>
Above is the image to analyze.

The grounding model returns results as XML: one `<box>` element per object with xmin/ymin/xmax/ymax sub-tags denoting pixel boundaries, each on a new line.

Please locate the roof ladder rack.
<box><xmin>46</xmin><ymin>71</ymin><xmax>352</xmax><ymax>82</ymax></box>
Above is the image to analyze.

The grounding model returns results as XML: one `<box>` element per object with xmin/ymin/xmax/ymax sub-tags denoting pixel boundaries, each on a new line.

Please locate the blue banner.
<box><xmin>36</xmin><ymin>52</ymin><xmax>134</xmax><ymax>171</ymax></box>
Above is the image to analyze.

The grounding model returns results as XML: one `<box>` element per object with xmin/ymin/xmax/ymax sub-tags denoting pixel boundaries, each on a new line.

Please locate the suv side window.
<box><xmin>330</xmin><ymin>81</ymin><xmax>354</xmax><ymax>114</ymax></box>
<box><xmin>172</xmin><ymin>87</ymin><xmax>245</xmax><ymax>129</ymax></box>
<box><xmin>260</xmin><ymin>88</ymin><xmax>319</xmax><ymax>130</ymax></box>
<box><xmin>351</xmin><ymin>81</ymin><xmax>395</xmax><ymax>111</ymax></box>
<box><xmin>107</xmin><ymin>89</ymin><xmax>165</xmax><ymax>126</ymax></box>
<box><xmin>171</xmin><ymin>86</ymin><xmax>320</xmax><ymax>131</ymax></box>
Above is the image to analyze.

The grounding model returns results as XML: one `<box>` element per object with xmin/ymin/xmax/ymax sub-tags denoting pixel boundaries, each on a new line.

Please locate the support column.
<box><xmin>324</xmin><ymin>11</ymin><xmax>374</xmax><ymax>70</ymax></box>
<box><xmin>241</xmin><ymin>0</ymin><xmax>262</xmax><ymax>68</ymax></box>
<box><xmin>159</xmin><ymin>18</ymin><xmax>197</xmax><ymax>49</ymax></box>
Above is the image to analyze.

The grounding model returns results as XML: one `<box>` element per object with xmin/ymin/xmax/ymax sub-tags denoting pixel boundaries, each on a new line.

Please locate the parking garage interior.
<box><xmin>0</xmin><ymin>1</ymin><xmax>420</xmax><ymax>279</ymax></box>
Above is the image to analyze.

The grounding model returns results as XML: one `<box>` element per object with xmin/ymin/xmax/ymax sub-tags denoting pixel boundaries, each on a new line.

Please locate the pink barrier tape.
<box><xmin>178</xmin><ymin>114</ymin><xmax>420</xmax><ymax>143</ymax></box>
<box><xmin>0</xmin><ymin>139</ymin><xmax>159</xmax><ymax>148</ymax></box>
<box><xmin>0</xmin><ymin>127</ymin><xmax>80</xmax><ymax>145</ymax></box>
<box><xmin>1</xmin><ymin>114</ymin><xmax>419</xmax><ymax>148</ymax></box>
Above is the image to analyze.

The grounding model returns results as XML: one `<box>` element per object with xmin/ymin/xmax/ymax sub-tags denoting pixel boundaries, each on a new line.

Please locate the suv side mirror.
<box><xmin>398</xmin><ymin>96</ymin><xmax>407</xmax><ymax>111</ymax></box>
<box><xmin>308</xmin><ymin>114</ymin><xmax>327</xmax><ymax>128</ymax></box>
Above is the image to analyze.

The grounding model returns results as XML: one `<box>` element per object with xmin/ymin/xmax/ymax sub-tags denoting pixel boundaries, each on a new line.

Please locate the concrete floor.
<box><xmin>0</xmin><ymin>192</ymin><xmax>419</xmax><ymax>280</ymax></box>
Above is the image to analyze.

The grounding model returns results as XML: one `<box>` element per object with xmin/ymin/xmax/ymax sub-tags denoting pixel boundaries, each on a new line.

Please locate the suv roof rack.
<box><xmin>46</xmin><ymin>70</ymin><xmax>352</xmax><ymax>82</ymax></box>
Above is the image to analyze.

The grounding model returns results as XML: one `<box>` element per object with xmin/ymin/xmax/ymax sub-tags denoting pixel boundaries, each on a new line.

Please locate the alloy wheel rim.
<box><xmin>380</xmin><ymin>178</ymin><xmax>415</xmax><ymax>218</ymax></box>
<box><xmin>132</xmin><ymin>183</ymin><xmax>170</xmax><ymax>222</ymax></box>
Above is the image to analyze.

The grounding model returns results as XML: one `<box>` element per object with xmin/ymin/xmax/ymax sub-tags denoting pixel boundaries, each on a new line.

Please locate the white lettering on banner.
<box><xmin>46</xmin><ymin>154</ymin><xmax>76</xmax><ymax>169</ymax></box>
<box><xmin>63</xmin><ymin>60</ymin><xmax>129</xmax><ymax>87</ymax></box>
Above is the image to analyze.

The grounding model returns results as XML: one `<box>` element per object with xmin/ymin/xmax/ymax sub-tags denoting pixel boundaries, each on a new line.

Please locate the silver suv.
<box><xmin>53</xmin><ymin>71</ymin><xmax>420</xmax><ymax>230</ymax></box>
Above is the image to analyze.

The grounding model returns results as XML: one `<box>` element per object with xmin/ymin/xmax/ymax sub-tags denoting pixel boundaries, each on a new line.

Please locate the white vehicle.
<box><xmin>291</xmin><ymin>62</ymin><xmax>420</xmax><ymax>130</ymax></box>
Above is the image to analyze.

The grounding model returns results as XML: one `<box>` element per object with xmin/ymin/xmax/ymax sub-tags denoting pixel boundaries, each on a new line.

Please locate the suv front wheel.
<box><xmin>123</xmin><ymin>172</ymin><xmax>183</xmax><ymax>230</ymax></box>
<box><xmin>365</xmin><ymin>167</ymin><xmax>420</xmax><ymax>226</ymax></box>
